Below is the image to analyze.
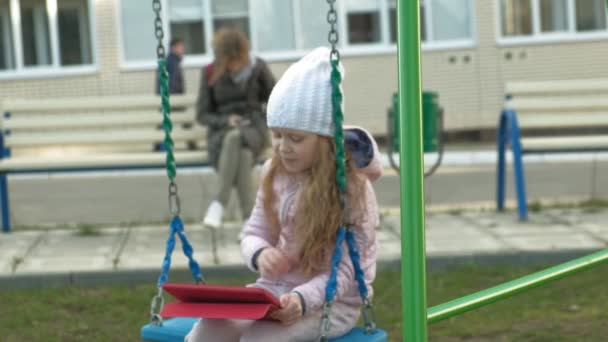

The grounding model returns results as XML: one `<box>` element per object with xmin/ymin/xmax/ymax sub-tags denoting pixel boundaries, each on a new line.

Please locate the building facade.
<box><xmin>1</xmin><ymin>0</ymin><xmax>608</xmax><ymax>135</ymax></box>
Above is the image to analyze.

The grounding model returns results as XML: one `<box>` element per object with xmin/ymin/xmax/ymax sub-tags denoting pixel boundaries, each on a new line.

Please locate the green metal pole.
<box><xmin>428</xmin><ymin>248</ymin><xmax>608</xmax><ymax>324</ymax></box>
<box><xmin>397</xmin><ymin>0</ymin><xmax>428</xmax><ymax>341</ymax></box>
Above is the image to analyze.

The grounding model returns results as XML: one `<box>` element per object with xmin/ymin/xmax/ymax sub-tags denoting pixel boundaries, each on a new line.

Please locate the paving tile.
<box><xmin>425</xmin><ymin>213</ymin><xmax>474</xmax><ymax>231</ymax></box>
<box><xmin>502</xmin><ymin>233</ymin><xmax>605</xmax><ymax>252</ymax></box>
<box><xmin>426</xmin><ymin>234</ymin><xmax>510</xmax><ymax>256</ymax></box>
<box><xmin>426</xmin><ymin>225</ymin><xmax>491</xmax><ymax>238</ymax></box>
<box><xmin>377</xmin><ymin>241</ymin><xmax>402</xmax><ymax>261</ymax></box>
<box><xmin>31</xmin><ymin>228</ymin><xmax>125</xmax><ymax>257</ymax></box>
<box><xmin>0</xmin><ymin>231</ymin><xmax>44</xmax><ymax>274</ymax></box>
<box><xmin>17</xmin><ymin>256</ymin><xmax>111</xmax><ymax>274</ymax></box>
<box><xmin>484</xmin><ymin>224</ymin><xmax>576</xmax><ymax>237</ymax></box>
<box><xmin>118</xmin><ymin>226</ymin><xmax>216</xmax><ymax>270</ymax></box>
<box><xmin>377</xmin><ymin>228</ymin><xmax>398</xmax><ymax>243</ymax></box>
<box><xmin>462</xmin><ymin>211</ymin><xmax>561</xmax><ymax>228</ymax></box>
<box><xmin>578</xmin><ymin>223</ymin><xmax>608</xmax><ymax>242</ymax></box>
<box><xmin>117</xmin><ymin>250</ymin><xmax>215</xmax><ymax>270</ymax></box>
<box><xmin>14</xmin><ymin>229</ymin><xmax>125</xmax><ymax>274</ymax></box>
<box><xmin>215</xmin><ymin>243</ymin><xmax>245</xmax><ymax>266</ymax></box>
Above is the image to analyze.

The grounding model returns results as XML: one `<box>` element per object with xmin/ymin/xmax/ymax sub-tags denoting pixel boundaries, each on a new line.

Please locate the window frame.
<box><xmin>118</xmin><ymin>0</ymin><xmax>477</xmax><ymax>71</ymax></box>
<box><xmin>0</xmin><ymin>0</ymin><xmax>97</xmax><ymax>80</ymax></box>
<box><xmin>496</xmin><ymin>0</ymin><xmax>608</xmax><ymax>46</ymax></box>
<box><xmin>391</xmin><ymin>0</ymin><xmax>477</xmax><ymax>51</ymax></box>
<box><xmin>0</xmin><ymin>5</ymin><xmax>15</xmax><ymax>70</ymax></box>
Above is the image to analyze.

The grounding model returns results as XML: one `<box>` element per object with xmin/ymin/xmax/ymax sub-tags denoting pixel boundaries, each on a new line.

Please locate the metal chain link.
<box><xmin>168</xmin><ymin>181</ymin><xmax>181</xmax><ymax>216</ymax></box>
<box><xmin>326</xmin><ymin>0</ymin><xmax>340</xmax><ymax>61</ymax></box>
<box><xmin>152</xmin><ymin>0</ymin><xmax>165</xmax><ymax>59</ymax></box>
<box><xmin>150</xmin><ymin>287</ymin><xmax>165</xmax><ymax>326</ymax></box>
<box><xmin>319</xmin><ymin>302</ymin><xmax>332</xmax><ymax>342</ymax></box>
<box><xmin>362</xmin><ymin>297</ymin><xmax>378</xmax><ymax>333</ymax></box>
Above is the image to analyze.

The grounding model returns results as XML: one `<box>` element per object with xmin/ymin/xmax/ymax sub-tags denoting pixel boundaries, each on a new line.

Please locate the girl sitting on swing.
<box><xmin>186</xmin><ymin>47</ymin><xmax>382</xmax><ymax>342</ymax></box>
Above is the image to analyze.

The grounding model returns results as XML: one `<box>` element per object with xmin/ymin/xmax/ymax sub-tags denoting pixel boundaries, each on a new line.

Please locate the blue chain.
<box><xmin>323</xmin><ymin>227</ymin><xmax>369</xmax><ymax>303</ymax></box>
<box><xmin>345</xmin><ymin>229</ymin><xmax>369</xmax><ymax>299</ymax></box>
<box><xmin>325</xmin><ymin>227</ymin><xmax>347</xmax><ymax>303</ymax></box>
<box><xmin>156</xmin><ymin>217</ymin><xmax>204</xmax><ymax>288</ymax></box>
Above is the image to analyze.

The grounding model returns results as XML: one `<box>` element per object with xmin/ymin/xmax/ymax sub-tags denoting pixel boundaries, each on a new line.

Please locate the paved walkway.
<box><xmin>2</xmin><ymin>207</ymin><xmax>607</xmax><ymax>288</ymax></box>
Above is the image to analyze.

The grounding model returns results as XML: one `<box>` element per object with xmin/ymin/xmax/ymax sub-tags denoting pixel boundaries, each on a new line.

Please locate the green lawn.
<box><xmin>1</xmin><ymin>263</ymin><xmax>607</xmax><ymax>341</ymax></box>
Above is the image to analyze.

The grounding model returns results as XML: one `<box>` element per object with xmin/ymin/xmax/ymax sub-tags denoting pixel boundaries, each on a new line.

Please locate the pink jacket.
<box><xmin>240</xmin><ymin>126</ymin><xmax>382</xmax><ymax>315</ymax></box>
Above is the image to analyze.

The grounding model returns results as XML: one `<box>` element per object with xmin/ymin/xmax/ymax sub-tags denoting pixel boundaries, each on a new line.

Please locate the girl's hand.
<box><xmin>270</xmin><ymin>293</ymin><xmax>303</xmax><ymax>325</ymax></box>
<box><xmin>257</xmin><ymin>248</ymin><xmax>290</xmax><ymax>278</ymax></box>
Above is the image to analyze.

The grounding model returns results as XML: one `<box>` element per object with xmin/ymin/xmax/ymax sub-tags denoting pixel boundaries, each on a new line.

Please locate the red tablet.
<box><xmin>160</xmin><ymin>283</ymin><xmax>281</xmax><ymax>321</ymax></box>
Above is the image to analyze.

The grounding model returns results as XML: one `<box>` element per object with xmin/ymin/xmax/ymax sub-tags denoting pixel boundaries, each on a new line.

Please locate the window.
<box><xmin>118</xmin><ymin>0</ymin><xmax>476</xmax><ymax>66</ymax></box>
<box><xmin>58</xmin><ymin>0</ymin><xmax>92</xmax><ymax>66</ymax></box>
<box><xmin>120</xmin><ymin>0</ymin><xmax>255</xmax><ymax>62</ymax></box>
<box><xmin>501</xmin><ymin>0</ymin><xmax>532</xmax><ymax>36</ymax></box>
<box><xmin>169</xmin><ymin>0</ymin><xmax>206</xmax><ymax>54</ymax></box>
<box><xmin>20</xmin><ymin>0</ymin><xmax>52</xmax><ymax>66</ymax></box>
<box><xmin>389</xmin><ymin>0</ymin><xmax>474</xmax><ymax>45</ymax></box>
<box><xmin>540</xmin><ymin>0</ymin><xmax>568</xmax><ymax>33</ymax></box>
<box><xmin>576</xmin><ymin>0</ymin><xmax>607</xmax><ymax>32</ymax></box>
<box><xmin>0</xmin><ymin>0</ymin><xmax>95</xmax><ymax>75</ymax></box>
<box><xmin>251</xmin><ymin>0</ymin><xmax>294</xmax><ymax>52</ymax></box>
<box><xmin>346</xmin><ymin>0</ymin><xmax>381</xmax><ymax>44</ymax></box>
<box><xmin>431</xmin><ymin>0</ymin><xmax>473</xmax><ymax>41</ymax></box>
<box><xmin>120</xmin><ymin>0</ymin><xmax>157</xmax><ymax>62</ymax></box>
<box><xmin>212</xmin><ymin>0</ymin><xmax>249</xmax><ymax>38</ymax></box>
<box><xmin>296</xmin><ymin>0</ymin><xmax>329</xmax><ymax>49</ymax></box>
<box><xmin>500</xmin><ymin>0</ymin><xmax>608</xmax><ymax>40</ymax></box>
<box><xmin>0</xmin><ymin>0</ymin><xmax>15</xmax><ymax>70</ymax></box>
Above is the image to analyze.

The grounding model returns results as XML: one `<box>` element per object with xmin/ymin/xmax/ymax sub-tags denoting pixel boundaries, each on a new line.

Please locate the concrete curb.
<box><xmin>1</xmin><ymin>249</ymin><xmax>602</xmax><ymax>290</ymax></box>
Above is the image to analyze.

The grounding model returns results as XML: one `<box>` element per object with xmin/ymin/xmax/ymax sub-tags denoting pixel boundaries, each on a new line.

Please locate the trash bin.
<box><xmin>389</xmin><ymin>91</ymin><xmax>440</xmax><ymax>153</ymax></box>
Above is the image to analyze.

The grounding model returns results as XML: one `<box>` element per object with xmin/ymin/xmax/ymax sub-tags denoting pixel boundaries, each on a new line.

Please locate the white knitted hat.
<box><xmin>267</xmin><ymin>47</ymin><xmax>345</xmax><ymax>137</ymax></box>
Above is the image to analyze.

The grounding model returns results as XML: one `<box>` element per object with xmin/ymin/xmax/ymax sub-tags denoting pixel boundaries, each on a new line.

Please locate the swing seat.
<box><xmin>141</xmin><ymin>318</ymin><xmax>388</xmax><ymax>342</ymax></box>
<box><xmin>141</xmin><ymin>317</ymin><xmax>199</xmax><ymax>342</ymax></box>
<box><xmin>331</xmin><ymin>327</ymin><xmax>388</xmax><ymax>341</ymax></box>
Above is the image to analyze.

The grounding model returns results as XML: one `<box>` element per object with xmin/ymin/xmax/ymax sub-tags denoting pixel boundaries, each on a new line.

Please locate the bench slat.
<box><xmin>3</xmin><ymin>111</ymin><xmax>196</xmax><ymax>130</ymax></box>
<box><xmin>511</xmin><ymin>97</ymin><xmax>608</xmax><ymax>111</ymax></box>
<box><xmin>5</xmin><ymin>127</ymin><xmax>207</xmax><ymax>147</ymax></box>
<box><xmin>517</xmin><ymin>112</ymin><xmax>608</xmax><ymax>128</ymax></box>
<box><xmin>506</xmin><ymin>79</ymin><xmax>608</xmax><ymax>95</ymax></box>
<box><xmin>521</xmin><ymin>135</ymin><xmax>608</xmax><ymax>150</ymax></box>
<box><xmin>0</xmin><ymin>151</ymin><xmax>208</xmax><ymax>171</ymax></box>
<box><xmin>1</xmin><ymin>95</ymin><xmax>196</xmax><ymax>112</ymax></box>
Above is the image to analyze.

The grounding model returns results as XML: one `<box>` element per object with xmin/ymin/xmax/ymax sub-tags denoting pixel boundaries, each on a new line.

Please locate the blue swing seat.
<box><xmin>141</xmin><ymin>317</ymin><xmax>388</xmax><ymax>342</ymax></box>
<box><xmin>330</xmin><ymin>326</ymin><xmax>388</xmax><ymax>341</ymax></box>
<box><xmin>141</xmin><ymin>317</ymin><xmax>199</xmax><ymax>342</ymax></box>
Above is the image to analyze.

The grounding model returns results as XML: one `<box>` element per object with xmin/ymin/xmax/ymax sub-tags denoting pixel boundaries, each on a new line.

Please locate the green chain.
<box><xmin>330</xmin><ymin>59</ymin><xmax>346</xmax><ymax>196</ymax></box>
<box><xmin>326</xmin><ymin>0</ymin><xmax>346</xmax><ymax>202</ymax></box>
<box><xmin>153</xmin><ymin>0</ymin><xmax>176</xmax><ymax>182</ymax></box>
<box><xmin>153</xmin><ymin>0</ymin><xmax>180</xmax><ymax>217</ymax></box>
<box><xmin>158</xmin><ymin>59</ymin><xmax>176</xmax><ymax>180</ymax></box>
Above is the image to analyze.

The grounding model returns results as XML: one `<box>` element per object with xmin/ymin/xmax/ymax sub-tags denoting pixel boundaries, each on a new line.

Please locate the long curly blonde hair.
<box><xmin>262</xmin><ymin>136</ymin><xmax>366</xmax><ymax>276</ymax></box>
<box><xmin>210</xmin><ymin>28</ymin><xmax>250</xmax><ymax>85</ymax></box>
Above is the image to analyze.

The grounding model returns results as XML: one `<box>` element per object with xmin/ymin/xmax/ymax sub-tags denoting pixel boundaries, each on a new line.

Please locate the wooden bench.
<box><xmin>496</xmin><ymin>79</ymin><xmax>608</xmax><ymax>220</ymax></box>
<box><xmin>0</xmin><ymin>95</ymin><xmax>207</xmax><ymax>232</ymax></box>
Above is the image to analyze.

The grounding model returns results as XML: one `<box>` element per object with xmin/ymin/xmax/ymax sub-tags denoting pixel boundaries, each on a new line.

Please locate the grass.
<box><xmin>527</xmin><ymin>198</ymin><xmax>608</xmax><ymax>214</ymax></box>
<box><xmin>1</xmin><ymin>263</ymin><xmax>607</xmax><ymax>341</ymax></box>
<box><xmin>75</xmin><ymin>224</ymin><xmax>102</xmax><ymax>237</ymax></box>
